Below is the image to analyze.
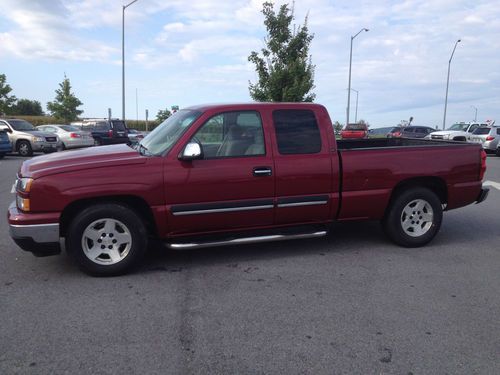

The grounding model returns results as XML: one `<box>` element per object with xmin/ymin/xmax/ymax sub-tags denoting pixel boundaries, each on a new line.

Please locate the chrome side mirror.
<box><xmin>179</xmin><ymin>141</ymin><xmax>203</xmax><ymax>161</ymax></box>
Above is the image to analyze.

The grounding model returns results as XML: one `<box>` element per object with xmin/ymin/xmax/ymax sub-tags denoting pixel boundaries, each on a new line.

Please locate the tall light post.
<box><xmin>350</xmin><ymin>88</ymin><xmax>359</xmax><ymax>123</ymax></box>
<box><xmin>122</xmin><ymin>0</ymin><xmax>139</xmax><ymax>121</ymax></box>
<box><xmin>470</xmin><ymin>105</ymin><xmax>477</xmax><ymax>122</ymax></box>
<box><xmin>442</xmin><ymin>39</ymin><xmax>461</xmax><ymax>129</ymax></box>
<box><xmin>347</xmin><ymin>28</ymin><xmax>369</xmax><ymax>126</ymax></box>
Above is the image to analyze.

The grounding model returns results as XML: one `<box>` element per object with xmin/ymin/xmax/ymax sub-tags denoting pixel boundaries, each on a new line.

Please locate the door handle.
<box><xmin>253</xmin><ymin>167</ymin><xmax>272</xmax><ymax>177</ymax></box>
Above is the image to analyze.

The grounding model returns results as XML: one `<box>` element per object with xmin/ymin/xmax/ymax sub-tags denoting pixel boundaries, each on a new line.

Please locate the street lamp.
<box><xmin>442</xmin><ymin>39</ymin><xmax>461</xmax><ymax>129</ymax></box>
<box><xmin>470</xmin><ymin>105</ymin><xmax>477</xmax><ymax>122</ymax></box>
<box><xmin>347</xmin><ymin>28</ymin><xmax>369</xmax><ymax>126</ymax></box>
<box><xmin>122</xmin><ymin>0</ymin><xmax>139</xmax><ymax>121</ymax></box>
<box><xmin>349</xmin><ymin>88</ymin><xmax>359</xmax><ymax>123</ymax></box>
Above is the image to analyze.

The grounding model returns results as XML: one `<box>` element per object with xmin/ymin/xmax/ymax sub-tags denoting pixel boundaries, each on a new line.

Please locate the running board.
<box><xmin>166</xmin><ymin>230</ymin><xmax>328</xmax><ymax>250</ymax></box>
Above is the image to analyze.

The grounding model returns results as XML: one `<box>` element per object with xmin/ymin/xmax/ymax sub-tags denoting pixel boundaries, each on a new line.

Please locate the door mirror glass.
<box><xmin>179</xmin><ymin>141</ymin><xmax>203</xmax><ymax>161</ymax></box>
<box><xmin>0</xmin><ymin>125</ymin><xmax>11</xmax><ymax>133</ymax></box>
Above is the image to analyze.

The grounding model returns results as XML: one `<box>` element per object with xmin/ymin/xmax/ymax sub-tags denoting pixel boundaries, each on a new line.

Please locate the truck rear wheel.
<box><xmin>383</xmin><ymin>187</ymin><xmax>442</xmax><ymax>247</ymax></box>
<box><xmin>66</xmin><ymin>203</ymin><xmax>148</xmax><ymax>276</ymax></box>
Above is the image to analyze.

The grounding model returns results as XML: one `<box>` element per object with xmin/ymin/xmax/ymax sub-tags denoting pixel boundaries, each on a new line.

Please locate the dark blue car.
<box><xmin>0</xmin><ymin>129</ymin><xmax>12</xmax><ymax>158</ymax></box>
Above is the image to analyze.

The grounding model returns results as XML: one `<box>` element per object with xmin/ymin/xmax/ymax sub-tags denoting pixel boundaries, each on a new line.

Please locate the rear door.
<box><xmin>164</xmin><ymin>109</ymin><xmax>275</xmax><ymax>235</ymax></box>
<box><xmin>270</xmin><ymin>107</ymin><xmax>338</xmax><ymax>225</ymax></box>
<box><xmin>110</xmin><ymin>120</ymin><xmax>129</xmax><ymax>143</ymax></box>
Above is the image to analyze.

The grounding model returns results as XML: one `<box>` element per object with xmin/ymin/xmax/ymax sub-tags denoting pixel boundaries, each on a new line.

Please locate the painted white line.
<box><xmin>483</xmin><ymin>180</ymin><xmax>500</xmax><ymax>191</ymax></box>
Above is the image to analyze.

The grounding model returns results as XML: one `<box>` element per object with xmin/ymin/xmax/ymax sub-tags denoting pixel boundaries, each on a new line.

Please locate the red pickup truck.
<box><xmin>8</xmin><ymin>103</ymin><xmax>489</xmax><ymax>276</ymax></box>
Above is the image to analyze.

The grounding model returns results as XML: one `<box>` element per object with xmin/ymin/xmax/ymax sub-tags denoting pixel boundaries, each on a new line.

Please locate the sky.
<box><xmin>0</xmin><ymin>0</ymin><xmax>499</xmax><ymax>128</ymax></box>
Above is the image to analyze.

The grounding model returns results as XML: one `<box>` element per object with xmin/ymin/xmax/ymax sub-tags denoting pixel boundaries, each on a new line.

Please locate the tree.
<box><xmin>11</xmin><ymin>98</ymin><xmax>44</xmax><ymax>116</ymax></box>
<box><xmin>46</xmin><ymin>75</ymin><xmax>83</xmax><ymax>122</ymax></box>
<box><xmin>333</xmin><ymin>121</ymin><xmax>344</xmax><ymax>135</ymax></box>
<box><xmin>0</xmin><ymin>74</ymin><xmax>17</xmax><ymax>115</ymax></box>
<box><xmin>156</xmin><ymin>108</ymin><xmax>172</xmax><ymax>123</ymax></box>
<box><xmin>248</xmin><ymin>2</ymin><xmax>315</xmax><ymax>102</ymax></box>
<box><xmin>358</xmin><ymin>119</ymin><xmax>370</xmax><ymax>128</ymax></box>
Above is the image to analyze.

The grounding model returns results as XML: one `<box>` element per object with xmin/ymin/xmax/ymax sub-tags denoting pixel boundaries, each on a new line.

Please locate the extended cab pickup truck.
<box><xmin>8</xmin><ymin>103</ymin><xmax>489</xmax><ymax>276</ymax></box>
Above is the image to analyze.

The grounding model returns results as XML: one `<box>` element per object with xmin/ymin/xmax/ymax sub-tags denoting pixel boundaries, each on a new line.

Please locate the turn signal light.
<box><xmin>16</xmin><ymin>196</ymin><xmax>30</xmax><ymax>212</ymax></box>
<box><xmin>479</xmin><ymin>150</ymin><xmax>487</xmax><ymax>181</ymax></box>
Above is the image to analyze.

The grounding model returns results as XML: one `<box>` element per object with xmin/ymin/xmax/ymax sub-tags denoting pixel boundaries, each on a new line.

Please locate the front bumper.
<box><xmin>475</xmin><ymin>187</ymin><xmax>489</xmax><ymax>204</ymax></box>
<box><xmin>32</xmin><ymin>141</ymin><xmax>59</xmax><ymax>152</ymax></box>
<box><xmin>7</xmin><ymin>202</ymin><xmax>61</xmax><ymax>256</ymax></box>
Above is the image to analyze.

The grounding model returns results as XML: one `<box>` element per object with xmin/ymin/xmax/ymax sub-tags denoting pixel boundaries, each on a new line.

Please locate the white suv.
<box><xmin>427</xmin><ymin>122</ymin><xmax>486</xmax><ymax>142</ymax></box>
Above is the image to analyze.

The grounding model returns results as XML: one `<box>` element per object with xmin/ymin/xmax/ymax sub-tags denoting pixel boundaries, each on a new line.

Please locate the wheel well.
<box><xmin>59</xmin><ymin>195</ymin><xmax>157</xmax><ymax>237</ymax></box>
<box><xmin>390</xmin><ymin>177</ymin><xmax>447</xmax><ymax>206</ymax></box>
<box><xmin>16</xmin><ymin>139</ymin><xmax>30</xmax><ymax>148</ymax></box>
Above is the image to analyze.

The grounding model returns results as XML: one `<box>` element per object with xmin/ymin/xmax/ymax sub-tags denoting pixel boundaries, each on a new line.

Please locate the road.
<box><xmin>1</xmin><ymin>154</ymin><xmax>499</xmax><ymax>374</ymax></box>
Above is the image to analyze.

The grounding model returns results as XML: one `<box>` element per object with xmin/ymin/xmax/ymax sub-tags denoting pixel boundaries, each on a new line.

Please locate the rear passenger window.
<box><xmin>273</xmin><ymin>109</ymin><xmax>321</xmax><ymax>154</ymax></box>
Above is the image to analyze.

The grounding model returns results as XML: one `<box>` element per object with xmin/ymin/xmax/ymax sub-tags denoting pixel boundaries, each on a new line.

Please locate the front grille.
<box><xmin>45</xmin><ymin>137</ymin><xmax>57</xmax><ymax>142</ymax></box>
<box><xmin>431</xmin><ymin>135</ymin><xmax>443</xmax><ymax>140</ymax></box>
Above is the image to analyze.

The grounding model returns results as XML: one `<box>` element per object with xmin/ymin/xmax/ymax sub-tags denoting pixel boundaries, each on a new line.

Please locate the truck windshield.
<box><xmin>138</xmin><ymin>110</ymin><xmax>202</xmax><ymax>156</ymax></box>
<box><xmin>448</xmin><ymin>123</ymin><xmax>468</xmax><ymax>131</ymax></box>
<box><xmin>8</xmin><ymin>119</ymin><xmax>36</xmax><ymax>131</ymax></box>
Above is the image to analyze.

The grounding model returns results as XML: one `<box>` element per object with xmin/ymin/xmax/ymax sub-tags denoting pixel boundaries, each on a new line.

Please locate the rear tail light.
<box><xmin>479</xmin><ymin>149</ymin><xmax>487</xmax><ymax>180</ymax></box>
<box><xmin>393</xmin><ymin>132</ymin><xmax>401</xmax><ymax>137</ymax></box>
<box><xmin>69</xmin><ymin>133</ymin><xmax>81</xmax><ymax>138</ymax></box>
<box><xmin>108</xmin><ymin>129</ymin><xmax>113</xmax><ymax>138</ymax></box>
<box><xmin>485</xmin><ymin>135</ymin><xmax>495</xmax><ymax>141</ymax></box>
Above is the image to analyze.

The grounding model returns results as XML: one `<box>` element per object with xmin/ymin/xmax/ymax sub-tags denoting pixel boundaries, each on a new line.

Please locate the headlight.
<box><xmin>16</xmin><ymin>177</ymin><xmax>33</xmax><ymax>193</ymax></box>
<box><xmin>32</xmin><ymin>136</ymin><xmax>44</xmax><ymax>142</ymax></box>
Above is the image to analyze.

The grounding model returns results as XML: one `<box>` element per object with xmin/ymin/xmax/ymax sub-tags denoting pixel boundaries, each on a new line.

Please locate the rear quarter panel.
<box><xmin>338</xmin><ymin>144</ymin><xmax>483</xmax><ymax>220</ymax></box>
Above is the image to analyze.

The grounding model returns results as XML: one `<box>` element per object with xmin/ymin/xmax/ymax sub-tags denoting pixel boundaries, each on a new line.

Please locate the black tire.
<box><xmin>0</xmin><ymin>153</ymin><xmax>4</xmax><ymax>159</ymax></box>
<box><xmin>17</xmin><ymin>140</ymin><xmax>33</xmax><ymax>157</ymax></box>
<box><xmin>496</xmin><ymin>148</ymin><xmax>500</xmax><ymax>157</ymax></box>
<box><xmin>383</xmin><ymin>187</ymin><xmax>442</xmax><ymax>247</ymax></box>
<box><xmin>66</xmin><ymin>203</ymin><xmax>148</xmax><ymax>276</ymax></box>
<box><xmin>61</xmin><ymin>143</ymin><xmax>66</xmax><ymax>151</ymax></box>
<box><xmin>94</xmin><ymin>138</ymin><xmax>102</xmax><ymax>146</ymax></box>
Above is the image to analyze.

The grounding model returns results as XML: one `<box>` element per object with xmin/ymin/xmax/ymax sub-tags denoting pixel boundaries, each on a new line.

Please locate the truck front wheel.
<box><xmin>383</xmin><ymin>187</ymin><xmax>442</xmax><ymax>247</ymax></box>
<box><xmin>66</xmin><ymin>203</ymin><xmax>148</xmax><ymax>276</ymax></box>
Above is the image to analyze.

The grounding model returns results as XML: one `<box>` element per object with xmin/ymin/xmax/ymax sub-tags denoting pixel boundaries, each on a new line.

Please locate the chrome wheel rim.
<box><xmin>401</xmin><ymin>199</ymin><xmax>434</xmax><ymax>237</ymax></box>
<box><xmin>81</xmin><ymin>218</ymin><xmax>132</xmax><ymax>265</ymax></box>
<box><xmin>19</xmin><ymin>143</ymin><xmax>29</xmax><ymax>155</ymax></box>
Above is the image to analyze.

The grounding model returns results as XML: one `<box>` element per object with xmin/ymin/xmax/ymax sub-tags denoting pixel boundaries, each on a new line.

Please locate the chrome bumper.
<box><xmin>9</xmin><ymin>222</ymin><xmax>60</xmax><ymax>243</ymax></box>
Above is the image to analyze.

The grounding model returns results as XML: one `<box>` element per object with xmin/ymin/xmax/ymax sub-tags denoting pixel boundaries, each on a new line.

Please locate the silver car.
<box><xmin>37</xmin><ymin>124</ymin><xmax>94</xmax><ymax>150</ymax></box>
<box><xmin>470</xmin><ymin>126</ymin><xmax>500</xmax><ymax>153</ymax></box>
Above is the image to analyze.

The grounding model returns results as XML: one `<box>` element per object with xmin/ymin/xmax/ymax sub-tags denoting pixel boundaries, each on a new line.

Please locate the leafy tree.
<box><xmin>0</xmin><ymin>73</ymin><xmax>17</xmax><ymax>115</ymax></box>
<box><xmin>333</xmin><ymin>121</ymin><xmax>344</xmax><ymax>135</ymax></box>
<box><xmin>11</xmin><ymin>98</ymin><xmax>44</xmax><ymax>116</ymax></box>
<box><xmin>156</xmin><ymin>108</ymin><xmax>172</xmax><ymax>123</ymax></box>
<box><xmin>248</xmin><ymin>2</ymin><xmax>315</xmax><ymax>102</ymax></box>
<box><xmin>358</xmin><ymin>119</ymin><xmax>370</xmax><ymax>128</ymax></box>
<box><xmin>46</xmin><ymin>75</ymin><xmax>83</xmax><ymax>122</ymax></box>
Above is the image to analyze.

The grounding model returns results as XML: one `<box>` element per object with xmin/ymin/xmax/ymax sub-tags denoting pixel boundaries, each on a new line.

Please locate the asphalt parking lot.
<box><xmin>1</xmin><ymin>154</ymin><xmax>499</xmax><ymax>374</ymax></box>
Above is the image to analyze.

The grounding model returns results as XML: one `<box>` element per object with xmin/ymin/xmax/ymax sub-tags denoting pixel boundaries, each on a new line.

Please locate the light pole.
<box><xmin>122</xmin><ymin>0</ymin><xmax>139</xmax><ymax>121</ymax></box>
<box><xmin>470</xmin><ymin>105</ymin><xmax>477</xmax><ymax>122</ymax></box>
<box><xmin>347</xmin><ymin>28</ymin><xmax>369</xmax><ymax>126</ymax></box>
<box><xmin>350</xmin><ymin>88</ymin><xmax>359</xmax><ymax>123</ymax></box>
<box><xmin>442</xmin><ymin>39</ymin><xmax>461</xmax><ymax>129</ymax></box>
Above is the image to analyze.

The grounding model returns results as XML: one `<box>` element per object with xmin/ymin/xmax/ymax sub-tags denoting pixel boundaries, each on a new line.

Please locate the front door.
<box><xmin>164</xmin><ymin>110</ymin><xmax>275</xmax><ymax>236</ymax></box>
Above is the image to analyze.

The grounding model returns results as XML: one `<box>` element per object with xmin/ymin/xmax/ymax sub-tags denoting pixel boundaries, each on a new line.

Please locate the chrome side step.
<box><xmin>166</xmin><ymin>230</ymin><xmax>327</xmax><ymax>250</ymax></box>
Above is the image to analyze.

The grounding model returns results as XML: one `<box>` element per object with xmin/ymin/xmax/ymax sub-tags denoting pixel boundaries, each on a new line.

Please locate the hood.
<box><xmin>21</xmin><ymin>144</ymin><xmax>147</xmax><ymax>179</ymax></box>
<box><xmin>20</xmin><ymin>130</ymin><xmax>57</xmax><ymax>138</ymax></box>
<box><xmin>430</xmin><ymin>130</ymin><xmax>464</xmax><ymax>136</ymax></box>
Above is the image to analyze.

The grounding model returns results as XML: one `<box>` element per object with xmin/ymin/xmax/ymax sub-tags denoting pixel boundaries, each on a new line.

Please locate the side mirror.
<box><xmin>0</xmin><ymin>126</ymin><xmax>11</xmax><ymax>133</ymax></box>
<box><xmin>179</xmin><ymin>141</ymin><xmax>203</xmax><ymax>161</ymax></box>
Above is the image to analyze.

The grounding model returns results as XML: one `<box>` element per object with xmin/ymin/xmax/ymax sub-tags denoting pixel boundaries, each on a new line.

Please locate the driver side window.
<box><xmin>192</xmin><ymin>111</ymin><xmax>265</xmax><ymax>158</ymax></box>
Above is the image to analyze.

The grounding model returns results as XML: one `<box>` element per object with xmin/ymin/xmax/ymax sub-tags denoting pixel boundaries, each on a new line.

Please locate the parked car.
<box><xmin>367</xmin><ymin>126</ymin><xmax>393</xmax><ymax>138</ymax></box>
<box><xmin>7</xmin><ymin>103</ymin><xmax>488</xmax><ymax>276</ymax></box>
<box><xmin>0</xmin><ymin>118</ymin><xmax>60</xmax><ymax>156</ymax></box>
<box><xmin>470</xmin><ymin>126</ymin><xmax>500</xmax><ymax>154</ymax></box>
<box><xmin>127</xmin><ymin>129</ymin><xmax>146</xmax><ymax>144</ymax></box>
<box><xmin>386</xmin><ymin>126</ymin><xmax>403</xmax><ymax>138</ymax></box>
<box><xmin>71</xmin><ymin>118</ymin><xmax>129</xmax><ymax>146</ymax></box>
<box><xmin>0</xmin><ymin>128</ymin><xmax>12</xmax><ymax>158</ymax></box>
<box><xmin>401</xmin><ymin>126</ymin><xmax>436</xmax><ymax>139</ymax></box>
<box><xmin>340</xmin><ymin>123</ymin><xmax>368</xmax><ymax>139</ymax></box>
<box><xmin>427</xmin><ymin>122</ymin><xmax>485</xmax><ymax>142</ymax></box>
<box><xmin>37</xmin><ymin>124</ymin><xmax>94</xmax><ymax>150</ymax></box>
